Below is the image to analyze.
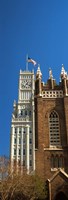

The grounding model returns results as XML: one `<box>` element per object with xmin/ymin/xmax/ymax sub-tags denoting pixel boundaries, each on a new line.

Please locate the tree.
<box><xmin>0</xmin><ymin>167</ymin><xmax>48</xmax><ymax>200</ymax></box>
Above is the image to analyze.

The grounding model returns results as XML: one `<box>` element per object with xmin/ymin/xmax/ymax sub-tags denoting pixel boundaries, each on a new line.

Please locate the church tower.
<box><xmin>35</xmin><ymin>65</ymin><xmax>68</xmax><ymax>178</ymax></box>
<box><xmin>35</xmin><ymin>65</ymin><xmax>68</xmax><ymax>200</ymax></box>
<box><xmin>10</xmin><ymin>69</ymin><xmax>35</xmax><ymax>173</ymax></box>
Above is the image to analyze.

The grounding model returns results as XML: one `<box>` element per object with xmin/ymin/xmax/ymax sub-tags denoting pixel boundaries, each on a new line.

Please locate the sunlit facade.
<box><xmin>10</xmin><ymin>69</ymin><xmax>35</xmax><ymax>173</ymax></box>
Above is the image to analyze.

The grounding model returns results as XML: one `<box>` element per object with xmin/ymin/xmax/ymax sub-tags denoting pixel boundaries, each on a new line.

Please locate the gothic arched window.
<box><xmin>59</xmin><ymin>155</ymin><xmax>63</xmax><ymax>168</ymax></box>
<box><xmin>51</xmin><ymin>154</ymin><xmax>54</xmax><ymax>168</ymax></box>
<box><xmin>55</xmin><ymin>155</ymin><xmax>59</xmax><ymax>168</ymax></box>
<box><xmin>51</xmin><ymin>154</ymin><xmax>64</xmax><ymax>170</ymax></box>
<box><xmin>49</xmin><ymin>111</ymin><xmax>61</xmax><ymax>147</ymax></box>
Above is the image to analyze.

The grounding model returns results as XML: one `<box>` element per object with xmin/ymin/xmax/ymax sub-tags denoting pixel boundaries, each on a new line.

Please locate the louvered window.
<box><xmin>49</xmin><ymin>111</ymin><xmax>61</xmax><ymax>146</ymax></box>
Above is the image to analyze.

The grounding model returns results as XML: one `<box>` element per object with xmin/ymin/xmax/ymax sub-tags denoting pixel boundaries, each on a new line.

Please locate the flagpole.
<box><xmin>26</xmin><ymin>54</ymin><xmax>28</xmax><ymax>71</ymax></box>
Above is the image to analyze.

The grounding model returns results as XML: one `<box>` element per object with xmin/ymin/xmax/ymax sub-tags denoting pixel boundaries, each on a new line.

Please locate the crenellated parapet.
<box><xmin>35</xmin><ymin>65</ymin><xmax>68</xmax><ymax>97</ymax></box>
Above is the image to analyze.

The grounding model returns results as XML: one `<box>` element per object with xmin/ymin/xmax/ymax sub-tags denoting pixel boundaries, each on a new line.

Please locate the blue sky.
<box><xmin>0</xmin><ymin>0</ymin><xmax>68</xmax><ymax>157</ymax></box>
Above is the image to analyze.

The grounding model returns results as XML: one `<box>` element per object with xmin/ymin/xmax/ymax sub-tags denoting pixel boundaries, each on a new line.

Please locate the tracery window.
<box><xmin>55</xmin><ymin>155</ymin><xmax>59</xmax><ymax>168</ymax></box>
<box><xmin>49</xmin><ymin>111</ymin><xmax>61</xmax><ymax>147</ymax></box>
<box><xmin>51</xmin><ymin>154</ymin><xmax>54</xmax><ymax>168</ymax></box>
<box><xmin>59</xmin><ymin>155</ymin><xmax>63</xmax><ymax>168</ymax></box>
<box><xmin>51</xmin><ymin>154</ymin><xmax>64</xmax><ymax>170</ymax></box>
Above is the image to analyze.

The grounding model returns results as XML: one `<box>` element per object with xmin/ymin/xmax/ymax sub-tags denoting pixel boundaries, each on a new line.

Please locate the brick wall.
<box><xmin>35</xmin><ymin>95</ymin><xmax>68</xmax><ymax>179</ymax></box>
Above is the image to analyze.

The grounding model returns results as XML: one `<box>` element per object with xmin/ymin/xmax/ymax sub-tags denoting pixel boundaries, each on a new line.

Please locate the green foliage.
<box><xmin>32</xmin><ymin>175</ymin><xmax>47</xmax><ymax>199</ymax></box>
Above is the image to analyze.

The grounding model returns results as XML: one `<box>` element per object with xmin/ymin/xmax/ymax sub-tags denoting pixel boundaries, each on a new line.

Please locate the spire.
<box><xmin>49</xmin><ymin>68</ymin><xmax>53</xmax><ymax>79</ymax></box>
<box><xmin>61</xmin><ymin>64</ymin><xmax>65</xmax><ymax>76</ymax></box>
<box><xmin>36</xmin><ymin>64</ymin><xmax>42</xmax><ymax>79</ymax></box>
<box><xmin>61</xmin><ymin>64</ymin><xmax>67</xmax><ymax>79</ymax></box>
<box><xmin>35</xmin><ymin>64</ymin><xmax>42</xmax><ymax>96</ymax></box>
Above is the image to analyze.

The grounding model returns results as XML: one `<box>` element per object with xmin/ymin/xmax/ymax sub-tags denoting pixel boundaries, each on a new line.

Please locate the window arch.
<box><xmin>49</xmin><ymin>110</ymin><xmax>61</xmax><ymax>147</ymax></box>
<box><xmin>51</xmin><ymin>154</ymin><xmax>54</xmax><ymax>168</ymax></box>
<box><xmin>51</xmin><ymin>154</ymin><xmax>64</xmax><ymax>170</ymax></box>
<box><xmin>55</xmin><ymin>155</ymin><xmax>59</xmax><ymax>168</ymax></box>
<box><xmin>59</xmin><ymin>155</ymin><xmax>63</xmax><ymax>168</ymax></box>
<box><xmin>51</xmin><ymin>154</ymin><xmax>59</xmax><ymax>169</ymax></box>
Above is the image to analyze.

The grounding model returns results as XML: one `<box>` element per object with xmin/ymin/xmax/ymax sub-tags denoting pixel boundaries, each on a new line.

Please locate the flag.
<box><xmin>28</xmin><ymin>57</ymin><xmax>37</xmax><ymax>66</ymax></box>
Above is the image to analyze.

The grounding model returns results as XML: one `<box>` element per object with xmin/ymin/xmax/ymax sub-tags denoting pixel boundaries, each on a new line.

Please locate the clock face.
<box><xmin>21</xmin><ymin>80</ymin><xmax>32</xmax><ymax>88</ymax></box>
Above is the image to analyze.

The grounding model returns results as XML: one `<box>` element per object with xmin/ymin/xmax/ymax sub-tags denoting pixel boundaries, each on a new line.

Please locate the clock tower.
<box><xmin>10</xmin><ymin>69</ymin><xmax>35</xmax><ymax>174</ymax></box>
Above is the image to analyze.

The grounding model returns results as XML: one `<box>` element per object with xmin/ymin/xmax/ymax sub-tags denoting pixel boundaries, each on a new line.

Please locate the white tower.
<box><xmin>10</xmin><ymin>69</ymin><xmax>35</xmax><ymax>174</ymax></box>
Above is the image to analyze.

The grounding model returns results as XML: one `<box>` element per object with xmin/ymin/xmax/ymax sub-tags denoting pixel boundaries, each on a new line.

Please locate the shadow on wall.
<box><xmin>55</xmin><ymin>191</ymin><xmax>68</xmax><ymax>200</ymax></box>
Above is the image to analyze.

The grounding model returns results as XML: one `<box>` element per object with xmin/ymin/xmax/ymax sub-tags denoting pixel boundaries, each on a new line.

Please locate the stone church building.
<box><xmin>35</xmin><ymin>65</ymin><xmax>68</xmax><ymax>200</ymax></box>
<box><xmin>10</xmin><ymin>64</ymin><xmax>68</xmax><ymax>200</ymax></box>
